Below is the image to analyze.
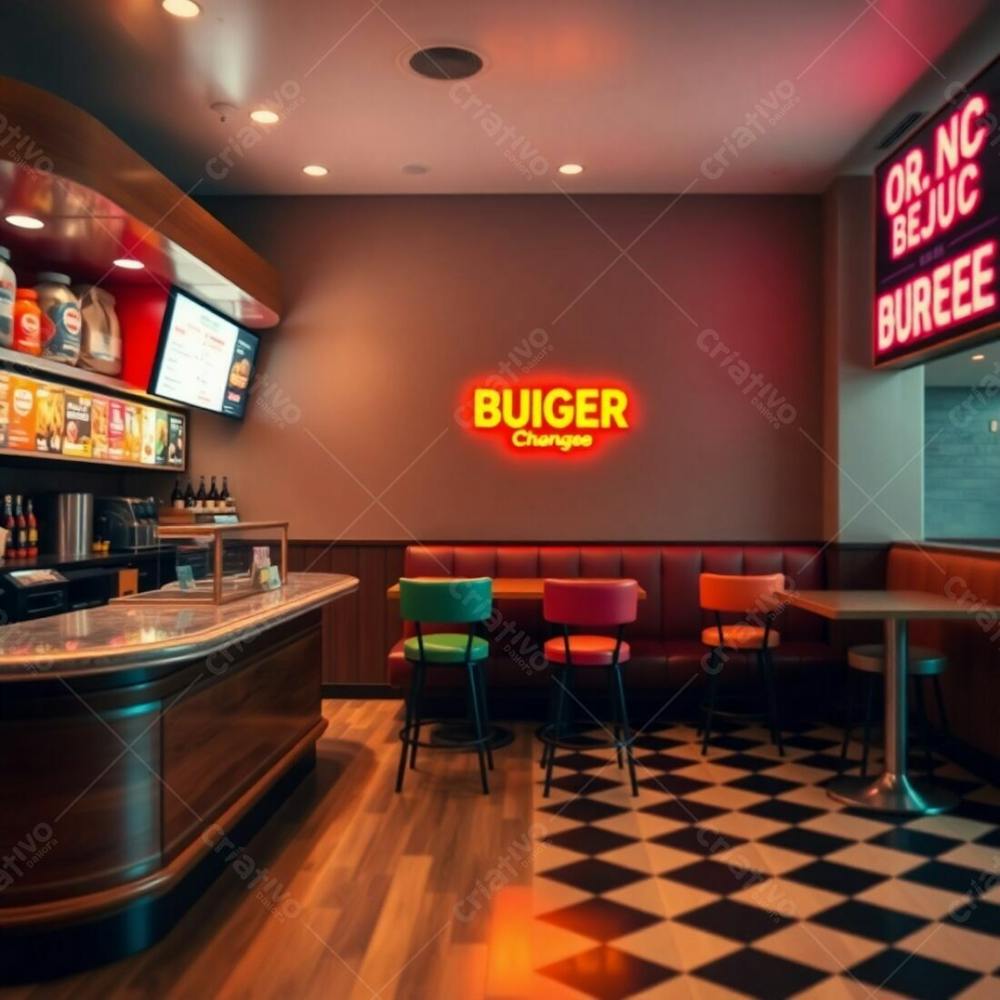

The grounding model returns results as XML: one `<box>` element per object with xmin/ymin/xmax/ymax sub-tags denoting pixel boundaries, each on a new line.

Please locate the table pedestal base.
<box><xmin>827</xmin><ymin>772</ymin><xmax>958</xmax><ymax>815</ymax></box>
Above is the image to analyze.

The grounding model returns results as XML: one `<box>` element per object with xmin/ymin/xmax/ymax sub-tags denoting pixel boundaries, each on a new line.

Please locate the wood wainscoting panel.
<box><xmin>290</xmin><ymin>543</ymin><xmax>402</xmax><ymax>688</ymax></box>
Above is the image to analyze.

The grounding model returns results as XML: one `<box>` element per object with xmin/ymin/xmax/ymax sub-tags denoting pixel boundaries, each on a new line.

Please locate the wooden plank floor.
<box><xmin>0</xmin><ymin>700</ymin><xmax>570</xmax><ymax>1000</ymax></box>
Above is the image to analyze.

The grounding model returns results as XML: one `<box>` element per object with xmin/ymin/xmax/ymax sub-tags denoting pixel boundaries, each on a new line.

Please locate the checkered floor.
<box><xmin>530</xmin><ymin>721</ymin><xmax>1000</xmax><ymax>999</ymax></box>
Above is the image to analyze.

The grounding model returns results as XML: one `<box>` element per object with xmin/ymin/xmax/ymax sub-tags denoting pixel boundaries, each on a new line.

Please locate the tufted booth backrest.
<box><xmin>402</xmin><ymin>545</ymin><xmax>827</xmax><ymax>641</ymax></box>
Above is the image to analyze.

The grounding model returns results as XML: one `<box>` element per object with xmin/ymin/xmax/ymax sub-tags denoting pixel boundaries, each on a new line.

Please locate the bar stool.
<box><xmin>700</xmin><ymin>572</ymin><xmax>785</xmax><ymax>756</ymax></box>
<box><xmin>538</xmin><ymin>579</ymin><xmax>640</xmax><ymax>798</ymax></box>
<box><xmin>840</xmin><ymin>643</ymin><xmax>950</xmax><ymax>776</ymax></box>
<box><xmin>395</xmin><ymin>577</ymin><xmax>494</xmax><ymax>795</ymax></box>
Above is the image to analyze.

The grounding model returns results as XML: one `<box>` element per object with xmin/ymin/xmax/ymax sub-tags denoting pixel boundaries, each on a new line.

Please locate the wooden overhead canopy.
<box><xmin>0</xmin><ymin>76</ymin><xmax>281</xmax><ymax>328</ymax></box>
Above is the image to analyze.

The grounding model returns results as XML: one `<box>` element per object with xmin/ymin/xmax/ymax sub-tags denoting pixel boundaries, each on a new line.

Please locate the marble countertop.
<box><xmin>0</xmin><ymin>572</ymin><xmax>358</xmax><ymax>679</ymax></box>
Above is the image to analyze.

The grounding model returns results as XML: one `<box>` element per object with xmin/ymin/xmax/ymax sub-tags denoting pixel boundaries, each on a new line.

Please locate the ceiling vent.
<box><xmin>876</xmin><ymin>111</ymin><xmax>926</xmax><ymax>150</ymax></box>
<box><xmin>408</xmin><ymin>46</ymin><xmax>483</xmax><ymax>81</ymax></box>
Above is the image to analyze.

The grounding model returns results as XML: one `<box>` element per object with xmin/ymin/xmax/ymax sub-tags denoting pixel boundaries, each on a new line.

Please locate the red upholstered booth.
<box><xmin>388</xmin><ymin>545</ymin><xmax>839</xmax><ymax>704</ymax></box>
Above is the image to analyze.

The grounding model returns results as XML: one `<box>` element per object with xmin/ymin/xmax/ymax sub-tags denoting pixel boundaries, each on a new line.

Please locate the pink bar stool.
<box><xmin>539</xmin><ymin>578</ymin><xmax>640</xmax><ymax>797</ymax></box>
<box><xmin>699</xmin><ymin>572</ymin><xmax>785</xmax><ymax>756</ymax></box>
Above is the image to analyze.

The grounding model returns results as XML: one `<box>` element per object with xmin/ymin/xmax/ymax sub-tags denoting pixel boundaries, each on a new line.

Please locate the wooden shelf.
<box><xmin>0</xmin><ymin>346</ymin><xmax>163</xmax><ymax>407</ymax></box>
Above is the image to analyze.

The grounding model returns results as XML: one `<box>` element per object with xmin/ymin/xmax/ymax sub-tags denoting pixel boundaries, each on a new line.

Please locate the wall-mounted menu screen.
<box><xmin>874</xmin><ymin>55</ymin><xmax>1000</xmax><ymax>366</ymax></box>
<box><xmin>0</xmin><ymin>369</ymin><xmax>185</xmax><ymax>470</ymax></box>
<box><xmin>149</xmin><ymin>289</ymin><xmax>259</xmax><ymax>419</ymax></box>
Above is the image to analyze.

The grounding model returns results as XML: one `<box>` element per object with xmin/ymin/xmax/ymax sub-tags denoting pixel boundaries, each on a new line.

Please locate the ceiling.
<box><xmin>925</xmin><ymin>343</ymin><xmax>1000</xmax><ymax>387</ymax></box>
<box><xmin>1</xmin><ymin>0</ymin><xmax>997</xmax><ymax>196</ymax></box>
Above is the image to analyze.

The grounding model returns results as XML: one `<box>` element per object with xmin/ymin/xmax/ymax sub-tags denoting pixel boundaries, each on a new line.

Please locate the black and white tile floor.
<box><xmin>530</xmin><ymin>721</ymin><xmax>1000</xmax><ymax>1000</ymax></box>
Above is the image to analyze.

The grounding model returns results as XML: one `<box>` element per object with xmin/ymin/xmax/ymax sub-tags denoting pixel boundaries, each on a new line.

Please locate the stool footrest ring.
<box><xmin>398</xmin><ymin>717</ymin><xmax>496</xmax><ymax>751</ymax></box>
<box><xmin>537</xmin><ymin>721</ymin><xmax>633</xmax><ymax>754</ymax></box>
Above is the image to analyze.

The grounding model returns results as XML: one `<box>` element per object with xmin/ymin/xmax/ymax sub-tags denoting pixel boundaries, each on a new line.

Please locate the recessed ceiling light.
<box><xmin>113</xmin><ymin>258</ymin><xmax>145</xmax><ymax>270</ymax></box>
<box><xmin>302</xmin><ymin>164</ymin><xmax>328</xmax><ymax>177</ymax></box>
<box><xmin>558</xmin><ymin>163</ymin><xmax>584</xmax><ymax>176</ymax></box>
<box><xmin>401</xmin><ymin>163</ymin><xmax>430</xmax><ymax>175</ymax></box>
<box><xmin>4</xmin><ymin>214</ymin><xmax>44</xmax><ymax>230</ymax></box>
<box><xmin>162</xmin><ymin>0</ymin><xmax>201</xmax><ymax>18</ymax></box>
<box><xmin>250</xmin><ymin>109</ymin><xmax>280</xmax><ymax>125</ymax></box>
<box><xmin>972</xmin><ymin>353</ymin><xmax>986</xmax><ymax>361</ymax></box>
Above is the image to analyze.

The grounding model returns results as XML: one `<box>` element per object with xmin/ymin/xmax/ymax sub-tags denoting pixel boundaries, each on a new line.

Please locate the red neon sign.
<box><xmin>459</xmin><ymin>376</ymin><xmax>636</xmax><ymax>457</ymax></box>
<box><xmin>874</xmin><ymin>67</ymin><xmax>1000</xmax><ymax>366</ymax></box>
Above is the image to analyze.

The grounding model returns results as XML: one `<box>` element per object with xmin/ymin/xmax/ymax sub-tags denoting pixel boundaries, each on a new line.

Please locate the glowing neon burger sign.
<box><xmin>874</xmin><ymin>57</ymin><xmax>1000</xmax><ymax>366</ymax></box>
<box><xmin>462</xmin><ymin>378</ymin><xmax>634</xmax><ymax>455</ymax></box>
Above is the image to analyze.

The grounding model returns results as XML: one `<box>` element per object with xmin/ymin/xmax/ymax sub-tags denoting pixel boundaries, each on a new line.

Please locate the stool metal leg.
<box><xmin>840</xmin><ymin>666</ymin><xmax>855</xmax><ymax>770</ymax></box>
<box><xmin>762</xmin><ymin>649</ymin><xmax>784</xmax><ymax>757</ymax></box>
<box><xmin>913</xmin><ymin>675</ymin><xmax>934</xmax><ymax>774</ymax></box>
<box><xmin>612</xmin><ymin>663</ymin><xmax>639</xmax><ymax>796</ymax></box>
<box><xmin>860</xmin><ymin>674</ymin><xmax>875</xmax><ymax>778</ymax></box>
<box><xmin>544</xmin><ymin>667</ymin><xmax>569</xmax><ymax>798</ymax></box>
<box><xmin>701</xmin><ymin>649</ymin><xmax>721</xmax><ymax>756</ymax></box>
<box><xmin>395</xmin><ymin>663</ymin><xmax>418</xmax><ymax>793</ymax></box>
<box><xmin>540</xmin><ymin>661</ymin><xmax>555</xmax><ymax>769</ymax></box>
<box><xmin>933</xmin><ymin>675</ymin><xmax>950</xmax><ymax>739</ymax></box>
<box><xmin>475</xmin><ymin>664</ymin><xmax>494</xmax><ymax>771</ymax></box>
<box><xmin>466</xmin><ymin>662</ymin><xmax>490</xmax><ymax>795</ymax></box>
<box><xmin>409</xmin><ymin>660</ymin><xmax>427</xmax><ymax>769</ymax></box>
<box><xmin>608</xmin><ymin>667</ymin><xmax>623</xmax><ymax>768</ymax></box>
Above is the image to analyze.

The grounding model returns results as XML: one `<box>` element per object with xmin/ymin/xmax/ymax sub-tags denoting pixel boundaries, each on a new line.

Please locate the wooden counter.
<box><xmin>0</xmin><ymin>572</ymin><xmax>358</xmax><ymax>981</ymax></box>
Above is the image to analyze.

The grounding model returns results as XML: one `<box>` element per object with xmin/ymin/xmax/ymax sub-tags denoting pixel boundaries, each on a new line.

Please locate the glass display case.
<box><xmin>115</xmin><ymin>521</ymin><xmax>288</xmax><ymax>606</ymax></box>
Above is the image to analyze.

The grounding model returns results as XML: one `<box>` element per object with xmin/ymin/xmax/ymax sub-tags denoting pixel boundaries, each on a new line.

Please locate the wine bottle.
<box><xmin>184</xmin><ymin>480</ymin><xmax>195</xmax><ymax>508</ymax></box>
<box><xmin>26</xmin><ymin>498</ymin><xmax>37</xmax><ymax>558</ymax></box>
<box><xmin>3</xmin><ymin>495</ymin><xmax>14</xmax><ymax>558</ymax></box>
<box><xmin>220</xmin><ymin>476</ymin><xmax>230</xmax><ymax>502</ymax></box>
<box><xmin>196</xmin><ymin>476</ymin><xmax>207</xmax><ymax>508</ymax></box>
<box><xmin>14</xmin><ymin>495</ymin><xmax>26</xmax><ymax>559</ymax></box>
<box><xmin>171</xmin><ymin>479</ymin><xmax>184</xmax><ymax>509</ymax></box>
<box><xmin>208</xmin><ymin>475</ymin><xmax>220</xmax><ymax>509</ymax></box>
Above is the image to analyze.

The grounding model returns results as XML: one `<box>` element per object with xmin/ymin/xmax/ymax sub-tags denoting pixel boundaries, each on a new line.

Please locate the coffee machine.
<box><xmin>94</xmin><ymin>497</ymin><xmax>160</xmax><ymax>552</ymax></box>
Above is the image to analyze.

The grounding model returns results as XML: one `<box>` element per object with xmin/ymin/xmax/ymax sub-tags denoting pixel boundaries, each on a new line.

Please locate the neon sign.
<box><xmin>875</xmin><ymin>57</ymin><xmax>1000</xmax><ymax>367</ymax></box>
<box><xmin>461</xmin><ymin>379</ymin><xmax>634</xmax><ymax>455</ymax></box>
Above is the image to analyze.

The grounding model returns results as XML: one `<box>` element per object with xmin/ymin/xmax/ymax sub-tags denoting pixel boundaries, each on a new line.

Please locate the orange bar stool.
<box><xmin>699</xmin><ymin>572</ymin><xmax>785</xmax><ymax>756</ymax></box>
<box><xmin>840</xmin><ymin>643</ymin><xmax>949</xmax><ymax>776</ymax></box>
<box><xmin>539</xmin><ymin>578</ymin><xmax>640</xmax><ymax>798</ymax></box>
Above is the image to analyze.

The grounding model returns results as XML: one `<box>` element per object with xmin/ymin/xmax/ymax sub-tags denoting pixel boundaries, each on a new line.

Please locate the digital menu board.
<box><xmin>875</xmin><ymin>56</ymin><xmax>1000</xmax><ymax>366</ymax></box>
<box><xmin>0</xmin><ymin>370</ymin><xmax>185</xmax><ymax>470</ymax></box>
<box><xmin>149</xmin><ymin>289</ymin><xmax>259</xmax><ymax>419</ymax></box>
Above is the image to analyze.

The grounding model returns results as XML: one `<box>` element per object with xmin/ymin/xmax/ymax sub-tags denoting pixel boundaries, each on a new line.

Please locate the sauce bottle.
<box><xmin>13</xmin><ymin>288</ymin><xmax>42</xmax><ymax>356</ymax></box>
<box><xmin>0</xmin><ymin>246</ymin><xmax>15</xmax><ymax>348</ymax></box>
<box><xmin>14</xmin><ymin>495</ymin><xmax>26</xmax><ymax>559</ymax></box>
<box><xmin>25</xmin><ymin>498</ymin><xmax>37</xmax><ymax>558</ymax></box>
<box><xmin>2</xmin><ymin>495</ymin><xmax>14</xmax><ymax>558</ymax></box>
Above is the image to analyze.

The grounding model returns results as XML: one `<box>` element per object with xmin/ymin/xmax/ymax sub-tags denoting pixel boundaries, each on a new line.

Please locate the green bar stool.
<box><xmin>396</xmin><ymin>577</ymin><xmax>494</xmax><ymax>795</ymax></box>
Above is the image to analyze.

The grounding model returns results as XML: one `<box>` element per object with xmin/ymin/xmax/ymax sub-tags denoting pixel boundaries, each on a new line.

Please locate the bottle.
<box><xmin>171</xmin><ymin>479</ymin><xmax>184</xmax><ymax>509</ymax></box>
<box><xmin>221</xmin><ymin>475</ymin><xmax>231</xmax><ymax>509</ymax></box>
<box><xmin>14</xmin><ymin>495</ymin><xmax>26</xmax><ymax>559</ymax></box>
<box><xmin>26</xmin><ymin>498</ymin><xmax>37</xmax><ymax>558</ymax></box>
<box><xmin>0</xmin><ymin>246</ymin><xmax>16</xmax><ymax>348</ymax></box>
<box><xmin>13</xmin><ymin>288</ymin><xmax>42</xmax><ymax>356</ymax></box>
<box><xmin>35</xmin><ymin>272</ymin><xmax>82</xmax><ymax>365</ymax></box>
<box><xmin>208</xmin><ymin>475</ymin><xmax>219</xmax><ymax>510</ymax></box>
<box><xmin>184</xmin><ymin>480</ymin><xmax>195</xmax><ymax>508</ymax></box>
<box><xmin>195</xmin><ymin>476</ymin><xmax>207</xmax><ymax>509</ymax></box>
<box><xmin>3</xmin><ymin>495</ymin><xmax>14</xmax><ymax>558</ymax></box>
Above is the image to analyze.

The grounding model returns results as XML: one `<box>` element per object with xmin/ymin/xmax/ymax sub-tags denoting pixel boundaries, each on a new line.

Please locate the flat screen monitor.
<box><xmin>149</xmin><ymin>290</ymin><xmax>259</xmax><ymax>419</ymax></box>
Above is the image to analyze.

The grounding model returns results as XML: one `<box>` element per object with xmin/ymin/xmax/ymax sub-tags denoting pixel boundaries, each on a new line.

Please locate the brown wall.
<box><xmin>193</xmin><ymin>194</ymin><xmax>824</xmax><ymax>542</ymax></box>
